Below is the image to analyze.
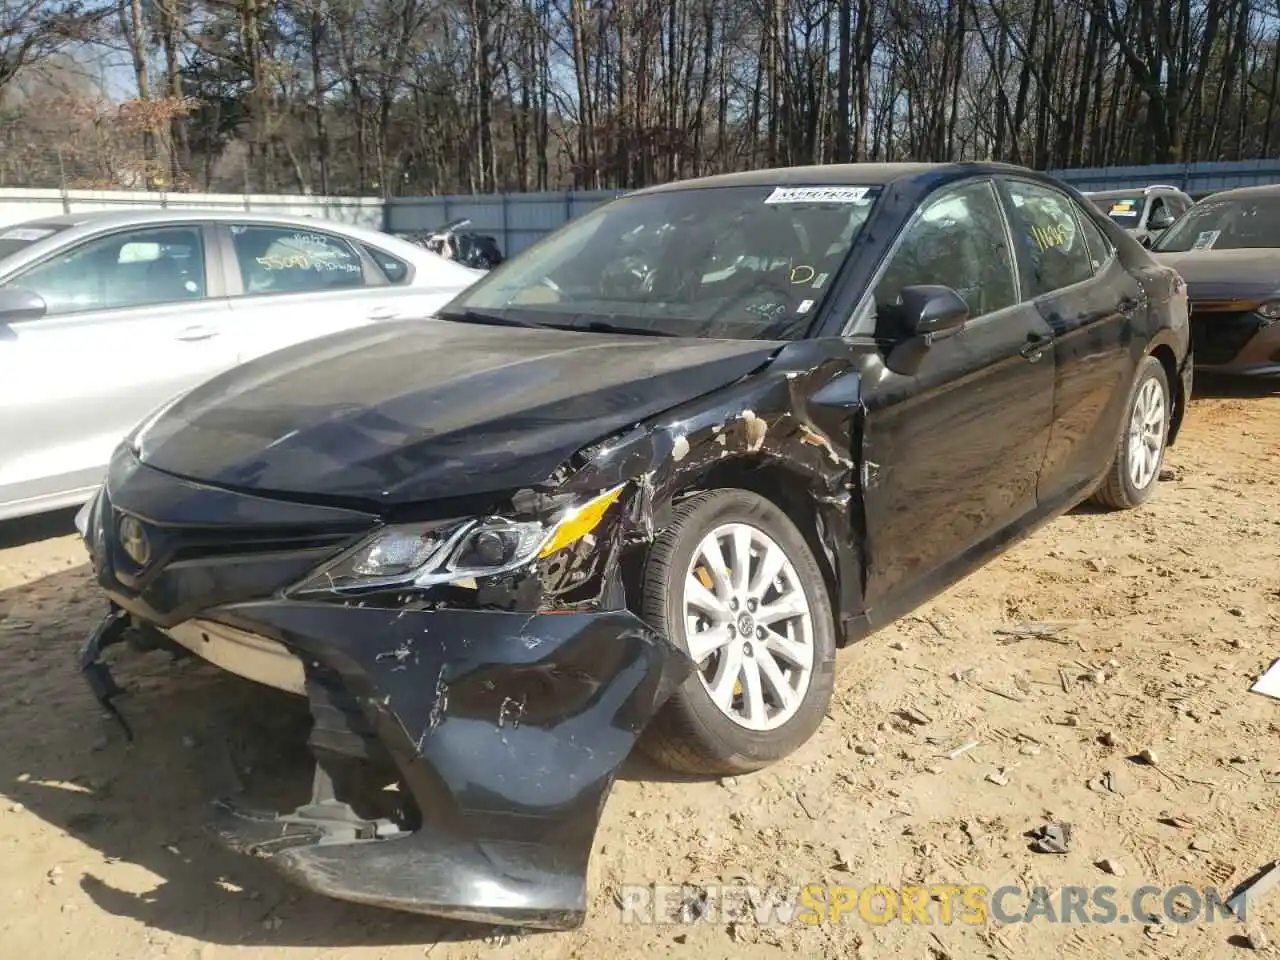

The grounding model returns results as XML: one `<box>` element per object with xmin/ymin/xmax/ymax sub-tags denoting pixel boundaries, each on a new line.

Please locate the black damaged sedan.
<box><xmin>77</xmin><ymin>162</ymin><xmax>1192</xmax><ymax>928</ymax></box>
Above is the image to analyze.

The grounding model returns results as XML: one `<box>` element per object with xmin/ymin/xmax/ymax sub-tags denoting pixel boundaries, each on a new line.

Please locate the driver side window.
<box><xmin>871</xmin><ymin>180</ymin><xmax>1018</xmax><ymax>337</ymax></box>
<box><xmin>6</xmin><ymin>225</ymin><xmax>206</xmax><ymax>317</ymax></box>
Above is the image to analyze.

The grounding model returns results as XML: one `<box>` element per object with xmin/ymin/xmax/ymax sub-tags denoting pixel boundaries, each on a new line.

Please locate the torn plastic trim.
<box><xmin>544</xmin><ymin>345</ymin><xmax>869</xmax><ymax>626</ymax></box>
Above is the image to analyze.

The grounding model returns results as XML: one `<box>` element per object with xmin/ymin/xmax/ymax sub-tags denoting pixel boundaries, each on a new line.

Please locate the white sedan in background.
<box><xmin>0</xmin><ymin>209</ymin><xmax>483</xmax><ymax>521</ymax></box>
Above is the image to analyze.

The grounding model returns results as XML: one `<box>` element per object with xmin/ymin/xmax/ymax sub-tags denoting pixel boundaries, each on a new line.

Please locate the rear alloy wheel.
<box><xmin>1091</xmin><ymin>355</ymin><xmax>1171</xmax><ymax>510</ymax></box>
<box><xmin>638</xmin><ymin>489</ymin><xmax>836</xmax><ymax>775</ymax></box>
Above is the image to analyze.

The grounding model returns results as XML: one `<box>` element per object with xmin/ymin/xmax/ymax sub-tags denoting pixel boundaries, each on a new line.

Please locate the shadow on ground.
<box><xmin>0</xmin><ymin>507</ymin><xmax>79</xmax><ymax>550</ymax></box>
<box><xmin>0</xmin><ymin>564</ymin><xmax>534</xmax><ymax>949</ymax></box>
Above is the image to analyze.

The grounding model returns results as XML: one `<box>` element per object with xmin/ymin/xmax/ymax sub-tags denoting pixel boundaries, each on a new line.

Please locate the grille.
<box><xmin>1189</xmin><ymin>311</ymin><xmax>1261</xmax><ymax>366</ymax></box>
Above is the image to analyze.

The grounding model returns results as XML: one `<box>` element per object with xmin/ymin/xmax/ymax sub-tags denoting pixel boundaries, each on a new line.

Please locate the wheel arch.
<box><xmin>1146</xmin><ymin>337</ymin><xmax>1185</xmax><ymax>445</ymax></box>
<box><xmin>620</xmin><ymin>455</ymin><xmax>858</xmax><ymax>646</ymax></box>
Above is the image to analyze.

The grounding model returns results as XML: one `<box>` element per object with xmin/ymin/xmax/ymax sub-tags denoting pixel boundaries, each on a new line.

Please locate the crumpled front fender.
<box><xmin>203</xmin><ymin>601</ymin><xmax>694</xmax><ymax>929</ymax></box>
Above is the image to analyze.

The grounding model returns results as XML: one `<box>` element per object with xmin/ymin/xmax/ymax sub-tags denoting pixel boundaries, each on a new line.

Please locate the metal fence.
<box><xmin>1048</xmin><ymin>159</ymin><xmax>1280</xmax><ymax>197</ymax></box>
<box><xmin>0</xmin><ymin>188</ymin><xmax>386</xmax><ymax>230</ymax></box>
<box><xmin>1</xmin><ymin>159</ymin><xmax>1277</xmax><ymax>258</ymax></box>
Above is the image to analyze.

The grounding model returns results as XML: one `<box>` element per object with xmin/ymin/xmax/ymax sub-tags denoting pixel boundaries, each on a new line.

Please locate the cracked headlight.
<box><xmin>291</xmin><ymin>484</ymin><xmax>625</xmax><ymax>596</ymax></box>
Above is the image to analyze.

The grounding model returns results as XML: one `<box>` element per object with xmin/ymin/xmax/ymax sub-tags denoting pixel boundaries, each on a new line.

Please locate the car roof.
<box><xmin>1197</xmin><ymin>183</ymin><xmax>1280</xmax><ymax>201</ymax></box>
<box><xmin>630</xmin><ymin>161</ymin><xmax>1041</xmax><ymax>195</ymax></box>
<box><xmin>16</xmin><ymin>208</ymin><xmax>375</xmax><ymax>231</ymax></box>
<box><xmin>1087</xmin><ymin>186</ymin><xmax>1186</xmax><ymax>199</ymax></box>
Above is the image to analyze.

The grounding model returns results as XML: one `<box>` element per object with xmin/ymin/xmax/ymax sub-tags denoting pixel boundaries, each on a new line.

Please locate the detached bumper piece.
<box><xmin>209</xmin><ymin>772</ymin><xmax>588</xmax><ymax>929</ymax></box>
<box><xmin>78</xmin><ymin>607</ymin><xmax>133</xmax><ymax>739</ymax></box>
<box><xmin>86</xmin><ymin>601</ymin><xmax>689</xmax><ymax>928</ymax></box>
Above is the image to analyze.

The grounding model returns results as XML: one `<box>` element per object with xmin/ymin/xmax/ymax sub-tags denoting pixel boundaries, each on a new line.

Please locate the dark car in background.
<box><xmin>76</xmin><ymin>162</ymin><xmax>1191</xmax><ymax>929</ymax></box>
<box><xmin>402</xmin><ymin>218</ymin><xmax>505</xmax><ymax>270</ymax></box>
<box><xmin>1151</xmin><ymin>184</ymin><xmax>1280</xmax><ymax>375</ymax></box>
<box><xmin>1085</xmin><ymin>184</ymin><xmax>1194</xmax><ymax>247</ymax></box>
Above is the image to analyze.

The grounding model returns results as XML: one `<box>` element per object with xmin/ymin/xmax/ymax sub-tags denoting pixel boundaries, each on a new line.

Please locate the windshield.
<box><xmin>0</xmin><ymin>223</ymin><xmax>70</xmax><ymax>261</ymax></box>
<box><xmin>443</xmin><ymin>184</ymin><xmax>880</xmax><ymax>339</ymax></box>
<box><xmin>1153</xmin><ymin>195</ymin><xmax>1280</xmax><ymax>252</ymax></box>
<box><xmin>1091</xmin><ymin>193</ymin><xmax>1144</xmax><ymax>226</ymax></box>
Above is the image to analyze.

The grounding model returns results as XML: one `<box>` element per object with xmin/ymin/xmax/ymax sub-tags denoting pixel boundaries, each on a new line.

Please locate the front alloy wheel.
<box><xmin>638</xmin><ymin>489</ymin><xmax>837</xmax><ymax>775</ymax></box>
<box><xmin>682</xmin><ymin>523</ymin><xmax>816</xmax><ymax>731</ymax></box>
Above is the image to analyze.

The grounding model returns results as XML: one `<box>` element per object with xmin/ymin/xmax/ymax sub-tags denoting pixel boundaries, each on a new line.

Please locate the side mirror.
<box><xmin>901</xmin><ymin>284</ymin><xmax>970</xmax><ymax>336</ymax></box>
<box><xmin>884</xmin><ymin>284</ymin><xmax>970</xmax><ymax>376</ymax></box>
<box><xmin>1148</xmin><ymin>210</ymin><xmax>1176</xmax><ymax>232</ymax></box>
<box><xmin>0</xmin><ymin>287</ymin><xmax>47</xmax><ymax>324</ymax></box>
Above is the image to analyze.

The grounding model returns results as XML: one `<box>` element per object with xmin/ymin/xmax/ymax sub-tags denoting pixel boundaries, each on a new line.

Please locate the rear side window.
<box><xmin>229</xmin><ymin>225</ymin><xmax>365</xmax><ymax>296</ymax></box>
<box><xmin>1003</xmin><ymin>180</ymin><xmax>1096</xmax><ymax>296</ymax></box>
<box><xmin>1076</xmin><ymin>212</ymin><xmax>1114</xmax><ymax>273</ymax></box>
<box><xmin>363</xmin><ymin>245</ymin><xmax>411</xmax><ymax>284</ymax></box>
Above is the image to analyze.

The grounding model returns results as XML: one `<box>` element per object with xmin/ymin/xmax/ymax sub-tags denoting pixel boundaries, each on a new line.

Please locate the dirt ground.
<box><xmin>1</xmin><ymin>376</ymin><xmax>1277</xmax><ymax>960</ymax></box>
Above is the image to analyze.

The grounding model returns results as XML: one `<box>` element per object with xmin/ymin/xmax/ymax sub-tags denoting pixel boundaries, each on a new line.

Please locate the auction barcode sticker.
<box><xmin>764</xmin><ymin>186</ymin><xmax>871</xmax><ymax>204</ymax></box>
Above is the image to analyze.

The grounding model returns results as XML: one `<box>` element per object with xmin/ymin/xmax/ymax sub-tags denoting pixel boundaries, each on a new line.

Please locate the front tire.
<box><xmin>1091</xmin><ymin>355</ymin><xmax>1171</xmax><ymax>510</ymax></box>
<box><xmin>638</xmin><ymin>489</ymin><xmax>837</xmax><ymax>775</ymax></box>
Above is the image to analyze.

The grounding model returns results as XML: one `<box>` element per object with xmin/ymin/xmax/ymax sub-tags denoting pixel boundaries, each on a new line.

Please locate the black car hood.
<box><xmin>1154</xmin><ymin>248</ymin><xmax>1280</xmax><ymax>302</ymax></box>
<box><xmin>135</xmin><ymin>320</ymin><xmax>780</xmax><ymax>505</ymax></box>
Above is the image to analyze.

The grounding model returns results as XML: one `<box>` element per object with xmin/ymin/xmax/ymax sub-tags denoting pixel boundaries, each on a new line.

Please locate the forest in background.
<box><xmin>1</xmin><ymin>0</ymin><xmax>1279</xmax><ymax>195</ymax></box>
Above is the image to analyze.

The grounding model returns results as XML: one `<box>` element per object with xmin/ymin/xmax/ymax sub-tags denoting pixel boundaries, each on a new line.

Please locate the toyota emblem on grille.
<box><xmin>118</xmin><ymin>515</ymin><xmax>150</xmax><ymax>566</ymax></box>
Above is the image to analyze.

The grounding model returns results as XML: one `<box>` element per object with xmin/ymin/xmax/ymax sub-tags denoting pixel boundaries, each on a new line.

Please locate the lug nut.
<box><xmin>747</xmin><ymin>598</ymin><xmax>758</xmax><ymax>612</ymax></box>
<box><xmin>729</xmin><ymin>598</ymin><xmax>739</xmax><ymax>611</ymax></box>
<box><xmin>756</xmin><ymin>627</ymin><xmax>766</xmax><ymax>639</ymax></box>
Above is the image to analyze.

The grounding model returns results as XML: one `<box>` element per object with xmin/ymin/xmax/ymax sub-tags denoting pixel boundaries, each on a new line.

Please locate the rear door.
<box><xmin>852</xmin><ymin>178</ymin><xmax>1056</xmax><ymax>611</ymax></box>
<box><xmin>997</xmin><ymin>177</ymin><xmax>1142</xmax><ymax>503</ymax></box>
<box><xmin>218</xmin><ymin>223</ymin><xmax>426</xmax><ymax>363</ymax></box>
<box><xmin>0</xmin><ymin>222</ymin><xmax>234</xmax><ymax>515</ymax></box>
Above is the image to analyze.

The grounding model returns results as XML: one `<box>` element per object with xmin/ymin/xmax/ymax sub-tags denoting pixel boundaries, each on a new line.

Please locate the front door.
<box><xmin>851</xmin><ymin>178</ymin><xmax>1056</xmax><ymax>612</ymax></box>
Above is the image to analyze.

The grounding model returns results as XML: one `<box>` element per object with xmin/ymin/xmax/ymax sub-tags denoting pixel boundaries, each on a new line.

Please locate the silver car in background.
<box><xmin>1083</xmin><ymin>184</ymin><xmax>1194</xmax><ymax>247</ymax></box>
<box><xmin>0</xmin><ymin>209</ymin><xmax>483</xmax><ymax>521</ymax></box>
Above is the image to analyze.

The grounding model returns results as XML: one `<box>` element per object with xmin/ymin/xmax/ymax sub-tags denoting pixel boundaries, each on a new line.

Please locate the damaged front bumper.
<box><xmin>77</xmin><ymin>460</ymin><xmax>692</xmax><ymax>929</ymax></box>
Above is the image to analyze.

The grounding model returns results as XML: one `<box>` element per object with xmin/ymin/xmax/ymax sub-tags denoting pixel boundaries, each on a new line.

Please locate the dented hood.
<box><xmin>134</xmin><ymin>320</ymin><xmax>779</xmax><ymax>505</ymax></box>
<box><xmin>1154</xmin><ymin>248</ymin><xmax>1280</xmax><ymax>303</ymax></box>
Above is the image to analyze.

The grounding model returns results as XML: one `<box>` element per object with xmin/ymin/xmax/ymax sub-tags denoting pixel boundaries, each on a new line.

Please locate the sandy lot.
<box><xmin>1</xmin><ymin>376</ymin><xmax>1277</xmax><ymax>960</ymax></box>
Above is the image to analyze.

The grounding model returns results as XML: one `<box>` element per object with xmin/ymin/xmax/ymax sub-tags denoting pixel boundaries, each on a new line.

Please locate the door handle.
<box><xmin>175</xmin><ymin>325</ymin><xmax>218</xmax><ymax>341</ymax></box>
<box><xmin>1117</xmin><ymin>296</ymin><xmax>1142</xmax><ymax>315</ymax></box>
<box><xmin>367</xmin><ymin>306</ymin><xmax>399</xmax><ymax>321</ymax></box>
<box><xmin>1020</xmin><ymin>334</ymin><xmax>1051</xmax><ymax>362</ymax></box>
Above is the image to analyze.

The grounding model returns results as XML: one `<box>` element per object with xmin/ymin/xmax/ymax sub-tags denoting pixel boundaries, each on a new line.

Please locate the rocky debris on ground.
<box><xmin>1243</xmin><ymin>925</ymin><xmax>1269</xmax><ymax>950</ymax></box>
<box><xmin>1087</xmin><ymin>769</ymin><xmax>1136</xmax><ymax>797</ymax></box>
<box><xmin>1029</xmin><ymin>822</ymin><xmax>1072</xmax><ymax>854</ymax></box>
